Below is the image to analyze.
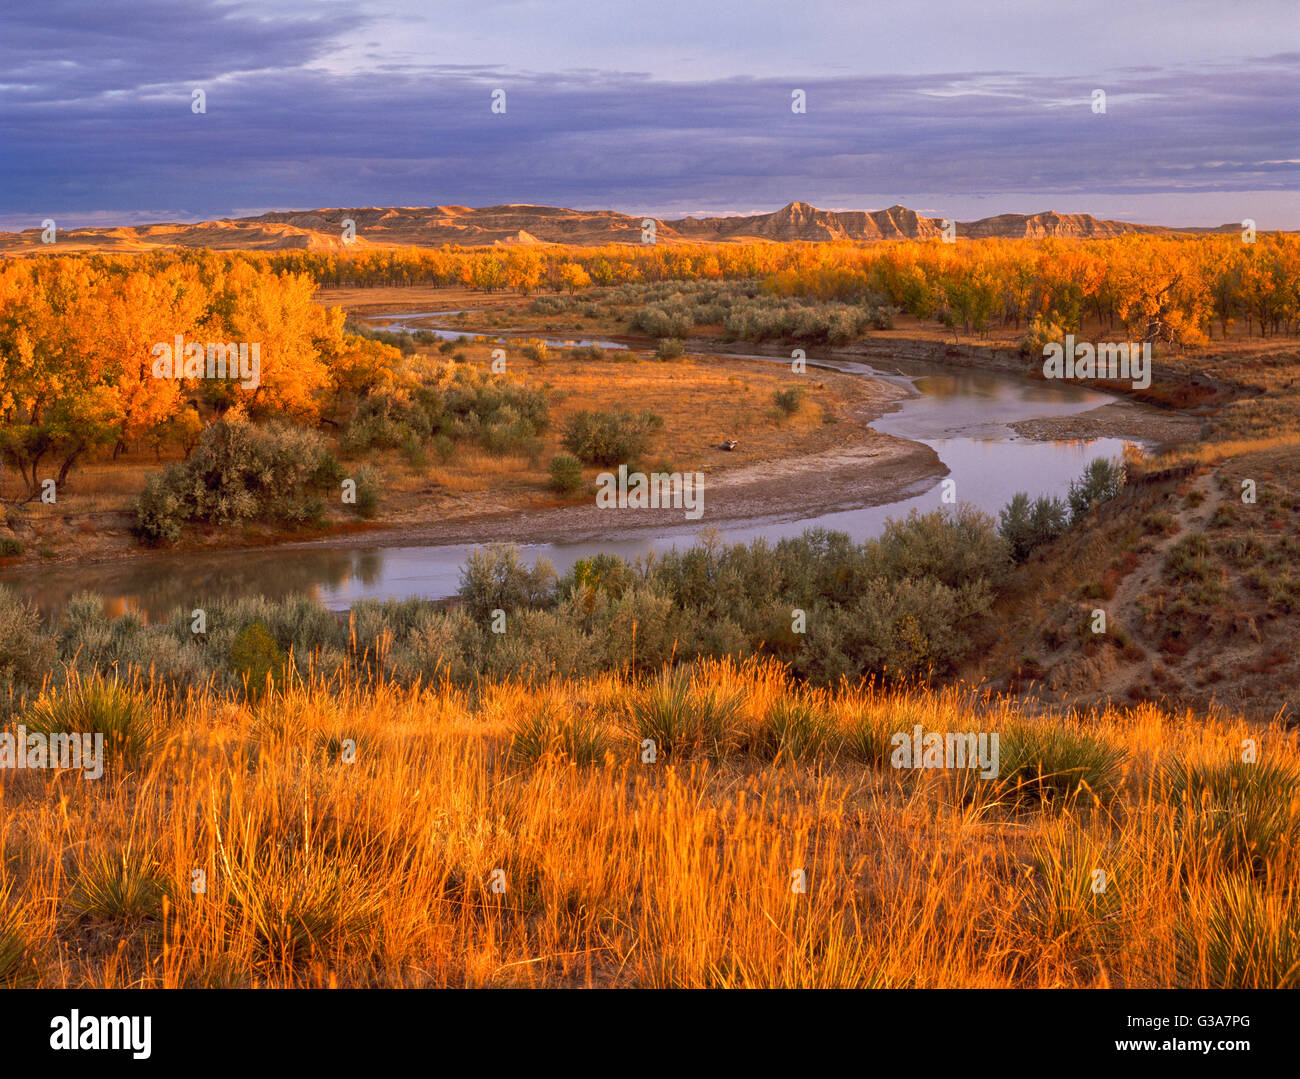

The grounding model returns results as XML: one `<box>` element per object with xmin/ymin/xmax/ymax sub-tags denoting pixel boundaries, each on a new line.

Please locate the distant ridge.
<box><xmin>0</xmin><ymin>201</ymin><xmax>1250</xmax><ymax>253</ymax></box>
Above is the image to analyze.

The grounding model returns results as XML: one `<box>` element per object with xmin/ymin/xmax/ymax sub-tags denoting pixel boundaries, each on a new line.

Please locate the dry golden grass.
<box><xmin>2</xmin><ymin>658</ymin><xmax>1296</xmax><ymax>989</ymax></box>
<box><xmin>1159</xmin><ymin>433</ymin><xmax>1300</xmax><ymax>469</ymax></box>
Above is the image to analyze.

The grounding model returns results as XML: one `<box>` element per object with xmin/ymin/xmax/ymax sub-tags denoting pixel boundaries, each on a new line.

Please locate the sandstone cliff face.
<box><xmin>670</xmin><ymin>202</ymin><xmax>951</xmax><ymax>241</ymax></box>
<box><xmin>955</xmin><ymin>210</ymin><xmax>1166</xmax><ymax>239</ymax></box>
<box><xmin>0</xmin><ymin>201</ymin><xmax>1215</xmax><ymax>253</ymax></box>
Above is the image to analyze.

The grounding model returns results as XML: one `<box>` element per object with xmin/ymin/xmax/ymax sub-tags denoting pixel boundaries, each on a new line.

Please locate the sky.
<box><xmin>1</xmin><ymin>0</ymin><xmax>1297</xmax><ymax>230</ymax></box>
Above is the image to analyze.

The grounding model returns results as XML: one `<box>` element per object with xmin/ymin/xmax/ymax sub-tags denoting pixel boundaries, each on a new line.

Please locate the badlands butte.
<box><xmin>0</xmin><ymin>200</ymin><xmax>1254</xmax><ymax>253</ymax></box>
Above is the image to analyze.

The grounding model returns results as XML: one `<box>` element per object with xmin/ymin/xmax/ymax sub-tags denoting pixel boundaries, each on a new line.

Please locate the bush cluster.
<box><xmin>29</xmin><ymin>460</ymin><xmax>1124</xmax><ymax>709</ymax></box>
<box><xmin>342</xmin><ymin>363</ymin><xmax>549</xmax><ymax>459</ymax></box>
<box><xmin>134</xmin><ymin>420</ymin><xmax>344</xmax><ymax>545</ymax></box>
<box><xmin>561</xmin><ymin>409</ymin><xmax>664</xmax><ymax>466</ymax></box>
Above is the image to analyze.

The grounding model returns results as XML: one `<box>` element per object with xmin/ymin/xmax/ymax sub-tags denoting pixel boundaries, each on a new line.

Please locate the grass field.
<box><xmin>2</xmin><ymin>660</ymin><xmax>1297</xmax><ymax>988</ymax></box>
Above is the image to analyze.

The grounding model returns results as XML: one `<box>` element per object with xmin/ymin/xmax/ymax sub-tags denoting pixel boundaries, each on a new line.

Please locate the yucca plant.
<box><xmin>70</xmin><ymin>847</ymin><xmax>168</xmax><ymax>922</ymax></box>
<box><xmin>750</xmin><ymin>697</ymin><xmax>833</xmax><ymax>762</ymax></box>
<box><xmin>1028</xmin><ymin>826</ymin><xmax>1129</xmax><ymax>961</ymax></box>
<box><xmin>1178</xmin><ymin>879</ymin><xmax>1300</xmax><ymax>988</ymax></box>
<box><xmin>509</xmin><ymin>697</ymin><xmax>608</xmax><ymax>766</ymax></box>
<box><xmin>24</xmin><ymin>676</ymin><xmax>156</xmax><ymax>766</ymax></box>
<box><xmin>998</xmin><ymin>722</ymin><xmax>1126</xmax><ymax>805</ymax></box>
<box><xmin>227</xmin><ymin>859</ymin><xmax>384</xmax><ymax>967</ymax></box>
<box><xmin>847</xmin><ymin>706</ymin><xmax>903</xmax><ymax>766</ymax></box>
<box><xmin>1165</xmin><ymin>756</ymin><xmax>1300</xmax><ymax>875</ymax></box>
<box><xmin>625</xmin><ymin>670</ymin><xmax>745</xmax><ymax>759</ymax></box>
<box><xmin>0</xmin><ymin>887</ymin><xmax>34</xmax><ymax>987</ymax></box>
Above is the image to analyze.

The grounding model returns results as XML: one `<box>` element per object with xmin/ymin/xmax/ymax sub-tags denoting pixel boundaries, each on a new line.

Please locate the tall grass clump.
<box><xmin>0</xmin><ymin>887</ymin><xmax>35</xmax><ymax>987</ymax></box>
<box><xmin>1164</xmin><ymin>756</ymin><xmax>1300</xmax><ymax>875</ymax></box>
<box><xmin>1179</xmin><ymin>879</ymin><xmax>1300</xmax><ymax>988</ymax></box>
<box><xmin>749</xmin><ymin>696</ymin><xmax>834</xmax><ymax>762</ymax></box>
<box><xmin>24</xmin><ymin>676</ymin><xmax>157</xmax><ymax>765</ymax></box>
<box><xmin>625</xmin><ymin>669</ymin><xmax>745</xmax><ymax>758</ymax></box>
<box><xmin>509</xmin><ymin>696</ymin><xmax>610</xmax><ymax>767</ymax></box>
<box><xmin>225</xmin><ymin>858</ymin><xmax>385</xmax><ymax>967</ymax></box>
<box><xmin>70</xmin><ymin>848</ymin><xmax>169</xmax><ymax>922</ymax></box>
<box><xmin>1029</xmin><ymin>825</ymin><xmax>1129</xmax><ymax>956</ymax></box>
<box><xmin>997</xmin><ymin>722</ymin><xmax>1126</xmax><ymax>805</ymax></box>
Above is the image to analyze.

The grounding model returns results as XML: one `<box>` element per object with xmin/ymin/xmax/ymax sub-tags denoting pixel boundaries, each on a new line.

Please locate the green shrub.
<box><xmin>1068</xmin><ymin>457</ymin><xmax>1126</xmax><ymax>524</ymax></box>
<box><xmin>655</xmin><ymin>338</ymin><xmax>685</xmax><ymax>361</ymax></box>
<box><xmin>866</xmin><ymin>304</ymin><xmax>897</xmax><ymax>330</ymax></box>
<box><xmin>432</xmin><ymin>434</ymin><xmax>456</xmax><ymax>462</ymax></box>
<box><xmin>568</xmin><ymin>345</ymin><xmax>605</xmax><ymax>362</ymax></box>
<box><xmin>773</xmin><ymin>387</ymin><xmax>806</xmax><ymax>416</ymax></box>
<box><xmin>563</xmin><ymin>552</ymin><xmax>638</xmax><ymax>600</ymax></box>
<box><xmin>133</xmin><ymin>468</ymin><xmax>186</xmax><ymax>545</ymax></box>
<box><xmin>872</xmin><ymin>507</ymin><xmax>1010</xmax><ymax>590</ymax></box>
<box><xmin>1020</xmin><ymin>315</ymin><xmax>1068</xmax><ymax>356</ymax></box>
<box><xmin>0</xmin><ymin>587</ymin><xmax>56</xmax><ymax>711</ymax></box>
<box><xmin>630</xmin><ymin>305</ymin><xmax>693</xmax><ymax>337</ymax></box>
<box><xmin>457</xmin><ymin>544</ymin><xmax>556</xmax><ymax>622</ymax></box>
<box><xmin>0</xmin><ymin>538</ymin><xmax>21</xmax><ymax>557</ymax></box>
<box><xmin>549</xmin><ymin>454</ymin><xmax>585</xmax><ymax>495</ymax></box>
<box><xmin>392</xmin><ymin>608</ymin><xmax>474</xmax><ymax>684</ymax></box>
<box><xmin>811</xmin><ymin>576</ymin><xmax>989</xmax><ymax>683</ymax></box>
<box><xmin>345</xmin><ymin>465</ymin><xmax>382</xmax><ymax>518</ymax></box>
<box><xmin>561</xmin><ymin>409</ymin><xmax>664</xmax><ymax>466</ymax></box>
<box><xmin>479</xmin><ymin>608</ymin><xmax>593</xmax><ymax>681</ymax></box>
<box><xmin>722</xmin><ymin>296</ymin><xmax>871</xmax><ymax>344</ymax></box>
<box><xmin>133</xmin><ymin>419</ymin><xmax>336</xmax><ymax>545</ymax></box>
<box><xmin>228</xmin><ymin>622</ymin><xmax>287</xmax><ymax>695</ymax></box>
<box><xmin>341</xmin><ymin>392</ymin><xmax>432</xmax><ymax>454</ymax></box>
<box><xmin>999</xmin><ymin>492</ymin><xmax>1070</xmax><ymax>562</ymax></box>
<box><xmin>1142</xmin><ymin>509</ymin><xmax>1178</xmax><ymax>536</ymax></box>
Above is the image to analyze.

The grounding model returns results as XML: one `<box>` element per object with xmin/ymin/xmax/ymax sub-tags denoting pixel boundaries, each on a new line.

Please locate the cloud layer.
<box><xmin>1</xmin><ymin>1</ymin><xmax>1296</xmax><ymax>228</ymax></box>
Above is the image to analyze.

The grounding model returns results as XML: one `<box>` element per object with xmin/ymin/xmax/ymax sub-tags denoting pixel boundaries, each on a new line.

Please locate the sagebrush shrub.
<box><xmin>133</xmin><ymin>419</ymin><xmax>338</xmax><ymax>544</ymax></box>
<box><xmin>549</xmin><ymin>454</ymin><xmax>584</xmax><ymax>494</ymax></box>
<box><xmin>561</xmin><ymin>409</ymin><xmax>663</xmax><ymax>466</ymax></box>
<box><xmin>1000</xmin><ymin>492</ymin><xmax>1070</xmax><ymax>562</ymax></box>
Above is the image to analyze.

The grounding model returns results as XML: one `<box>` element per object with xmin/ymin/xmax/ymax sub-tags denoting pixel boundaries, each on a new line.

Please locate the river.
<box><xmin>1</xmin><ymin>314</ymin><xmax>1144</xmax><ymax>619</ymax></box>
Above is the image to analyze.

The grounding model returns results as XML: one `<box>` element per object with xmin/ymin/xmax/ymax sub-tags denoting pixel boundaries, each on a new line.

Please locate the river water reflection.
<box><xmin>2</xmin><ymin>320</ymin><xmax>1144</xmax><ymax>619</ymax></box>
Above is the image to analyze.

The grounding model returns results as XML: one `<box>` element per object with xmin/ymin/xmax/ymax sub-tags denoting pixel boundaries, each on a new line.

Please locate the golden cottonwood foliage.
<box><xmin>0</xmin><ymin>254</ymin><xmax>399</xmax><ymax>496</ymax></box>
<box><xmin>1</xmin><ymin>235</ymin><xmax>1296</xmax><ymax>494</ymax></box>
<box><xmin>224</xmin><ymin>232</ymin><xmax>1300</xmax><ymax>342</ymax></box>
